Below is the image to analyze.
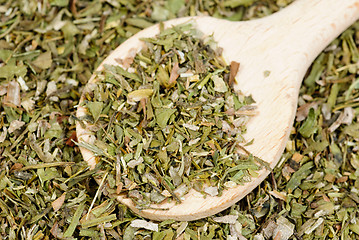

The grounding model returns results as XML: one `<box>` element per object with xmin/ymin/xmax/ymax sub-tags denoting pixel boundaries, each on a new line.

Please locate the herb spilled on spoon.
<box><xmin>78</xmin><ymin>23</ymin><xmax>267</xmax><ymax>209</ymax></box>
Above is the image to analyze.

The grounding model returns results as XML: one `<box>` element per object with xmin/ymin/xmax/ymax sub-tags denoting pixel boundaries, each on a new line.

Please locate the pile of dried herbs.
<box><xmin>3</xmin><ymin>0</ymin><xmax>359</xmax><ymax>239</ymax></box>
<box><xmin>80</xmin><ymin>23</ymin><xmax>262</xmax><ymax>207</ymax></box>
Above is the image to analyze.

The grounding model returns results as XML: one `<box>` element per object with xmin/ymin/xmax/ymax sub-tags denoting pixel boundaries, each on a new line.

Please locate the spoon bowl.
<box><xmin>77</xmin><ymin>0</ymin><xmax>359</xmax><ymax>221</ymax></box>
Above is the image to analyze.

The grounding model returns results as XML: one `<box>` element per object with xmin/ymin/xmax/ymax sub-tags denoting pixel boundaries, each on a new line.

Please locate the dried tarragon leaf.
<box><xmin>82</xmin><ymin>23</ymin><xmax>264</xmax><ymax>207</ymax></box>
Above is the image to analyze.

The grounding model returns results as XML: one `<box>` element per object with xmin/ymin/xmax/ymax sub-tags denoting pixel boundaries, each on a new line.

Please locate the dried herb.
<box><xmin>4</xmin><ymin>0</ymin><xmax>359</xmax><ymax>239</ymax></box>
<box><xmin>81</xmin><ymin>23</ymin><xmax>263</xmax><ymax>207</ymax></box>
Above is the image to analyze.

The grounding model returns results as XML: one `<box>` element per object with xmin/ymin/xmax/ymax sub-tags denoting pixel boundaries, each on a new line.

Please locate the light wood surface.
<box><xmin>77</xmin><ymin>0</ymin><xmax>359</xmax><ymax>221</ymax></box>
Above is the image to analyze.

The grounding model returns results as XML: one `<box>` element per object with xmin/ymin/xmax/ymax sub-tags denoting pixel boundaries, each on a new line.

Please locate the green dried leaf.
<box><xmin>37</xmin><ymin>167</ymin><xmax>60</xmax><ymax>186</ymax></box>
<box><xmin>298</xmin><ymin>108</ymin><xmax>317</xmax><ymax>138</ymax></box>
<box><xmin>303</xmin><ymin>53</ymin><xmax>325</xmax><ymax>89</ymax></box>
<box><xmin>128</xmin><ymin>89</ymin><xmax>154</xmax><ymax>102</ymax></box>
<box><xmin>303</xmin><ymin>139</ymin><xmax>329</xmax><ymax>154</ymax></box>
<box><xmin>349</xmin><ymin>223</ymin><xmax>359</xmax><ymax>235</ymax></box>
<box><xmin>155</xmin><ymin>108</ymin><xmax>177</xmax><ymax>129</ymax></box>
<box><xmin>345</xmin><ymin>78</ymin><xmax>359</xmax><ymax>100</ymax></box>
<box><xmin>44</xmin><ymin>120</ymin><xmax>63</xmax><ymax>139</ymax></box>
<box><xmin>168</xmin><ymin>0</ymin><xmax>185</xmax><ymax>14</ymax></box>
<box><xmin>342</xmin><ymin>123</ymin><xmax>359</xmax><ymax>138</ymax></box>
<box><xmin>286</xmin><ymin>162</ymin><xmax>314</xmax><ymax>193</ymax></box>
<box><xmin>31</xmin><ymin>51</ymin><xmax>52</xmax><ymax>69</ymax></box>
<box><xmin>123</xmin><ymin>225</ymin><xmax>135</xmax><ymax>240</ymax></box>
<box><xmin>153</xmin><ymin>231</ymin><xmax>167</xmax><ymax>240</ymax></box>
<box><xmin>104</xmin><ymin>64</ymin><xmax>141</xmax><ymax>82</ymax></box>
<box><xmin>49</xmin><ymin>0</ymin><xmax>69</xmax><ymax>7</ymax></box>
<box><xmin>0</xmin><ymin>49</ymin><xmax>12</xmax><ymax>62</ymax></box>
<box><xmin>0</xmin><ymin>64</ymin><xmax>27</xmax><ymax>79</ymax></box>
<box><xmin>290</xmin><ymin>201</ymin><xmax>307</xmax><ymax>218</ymax></box>
<box><xmin>151</xmin><ymin>4</ymin><xmax>171</xmax><ymax>21</ymax></box>
<box><xmin>81</xmin><ymin>214</ymin><xmax>117</xmax><ymax>228</ymax></box>
<box><xmin>63</xmin><ymin>202</ymin><xmax>86</xmax><ymax>237</ymax></box>
<box><xmin>87</xmin><ymin>101</ymin><xmax>104</xmax><ymax>122</ymax></box>
<box><xmin>125</xmin><ymin>18</ymin><xmax>154</xmax><ymax>29</ymax></box>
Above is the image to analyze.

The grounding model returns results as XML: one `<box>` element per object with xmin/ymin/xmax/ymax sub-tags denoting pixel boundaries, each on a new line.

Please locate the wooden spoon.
<box><xmin>76</xmin><ymin>0</ymin><xmax>359</xmax><ymax>221</ymax></box>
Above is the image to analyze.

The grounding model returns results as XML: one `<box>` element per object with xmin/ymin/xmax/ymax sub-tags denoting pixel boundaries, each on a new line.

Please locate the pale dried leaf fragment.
<box><xmin>143</xmin><ymin>172</ymin><xmax>159</xmax><ymax>187</ymax></box>
<box><xmin>47</xmin><ymin>9</ymin><xmax>67</xmax><ymax>31</ymax></box>
<box><xmin>52</xmin><ymin>192</ymin><xmax>66</xmax><ymax>212</ymax></box>
<box><xmin>183</xmin><ymin>123</ymin><xmax>199</xmax><ymax>131</ymax></box>
<box><xmin>268</xmin><ymin>190</ymin><xmax>287</xmax><ymax>201</ymax></box>
<box><xmin>0</xmin><ymin>65</ymin><xmax>27</xmax><ymax>79</ymax></box>
<box><xmin>150</xmin><ymin>190</ymin><xmax>166</xmax><ymax>203</ymax></box>
<box><xmin>222</xmin><ymin>121</ymin><xmax>232</xmax><ymax>133</ymax></box>
<box><xmin>262</xmin><ymin>220</ymin><xmax>277</xmax><ymax>238</ymax></box>
<box><xmin>32</xmin><ymin>51</ymin><xmax>52</xmax><ymax>69</ymax></box>
<box><xmin>304</xmin><ymin>217</ymin><xmax>324</xmax><ymax>235</ymax></box>
<box><xmin>204</xmin><ymin>186</ymin><xmax>218</xmax><ymax>196</ymax></box>
<box><xmin>36</xmin><ymin>80</ymin><xmax>47</xmax><ymax>96</ymax></box>
<box><xmin>115</xmin><ymin>48</ymin><xmax>137</xmax><ymax>68</ymax></box>
<box><xmin>130</xmin><ymin>219</ymin><xmax>158</xmax><ymax>232</ymax></box>
<box><xmin>0</xmin><ymin>84</ymin><xmax>7</xmax><ymax>96</ymax></box>
<box><xmin>21</xmin><ymin>98</ymin><xmax>35</xmax><ymax>113</ymax></box>
<box><xmin>230</xmin><ymin>221</ymin><xmax>243</xmax><ymax>238</ymax></box>
<box><xmin>161</xmin><ymin>190</ymin><xmax>172</xmax><ymax>197</ymax></box>
<box><xmin>168</xmin><ymin>62</ymin><xmax>179</xmax><ymax>86</ymax></box>
<box><xmin>182</xmin><ymin>72</ymin><xmax>195</xmax><ymax>78</ymax></box>
<box><xmin>169</xmin><ymin>166</ymin><xmax>182</xmax><ymax>186</ymax></box>
<box><xmin>232</xmin><ymin>116</ymin><xmax>249</xmax><ymax>128</ymax></box>
<box><xmin>273</xmin><ymin>216</ymin><xmax>294</xmax><ymax>240</ymax></box>
<box><xmin>296</xmin><ymin>102</ymin><xmax>319</xmax><ymax>121</ymax></box>
<box><xmin>342</xmin><ymin>107</ymin><xmax>355</xmax><ymax>124</ymax></box>
<box><xmin>127</xmin><ymin>89</ymin><xmax>153</xmax><ymax>102</ymax></box>
<box><xmin>8</xmin><ymin>120</ymin><xmax>25</xmax><ymax>133</ymax></box>
<box><xmin>79</xmin><ymin>29</ymin><xmax>98</xmax><ymax>55</ymax></box>
<box><xmin>46</xmin><ymin>81</ymin><xmax>59</xmax><ymax>101</ymax></box>
<box><xmin>188</xmin><ymin>137</ymin><xmax>200</xmax><ymax>146</ymax></box>
<box><xmin>227</xmin><ymin>236</ymin><xmax>238</xmax><ymax>240</ymax></box>
<box><xmin>5</xmin><ymin>80</ymin><xmax>21</xmax><ymax>107</ymax></box>
<box><xmin>224</xmin><ymin>181</ymin><xmax>237</xmax><ymax>188</ymax></box>
<box><xmin>176</xmin><ymin>222</ymin><xmax>188</xmax><ymax>238</ymax></box>
<box><xmin>253</xmin><ymin>234</ymin><xmax>265</xmax><ymax>240</ymax></box>
<box><xmin>0</xmin><ymin>127</ymin><xmax>7</xmax><ymax>143</ymax></box>
<box><xmin>213</xmin><ymin>215</ymin><xmax>238</xmax><ymax>224</ymax></box>
<box><xmin>213</xmin><ymin>75</ymin><xmax>228</xmax><ymax>92</ymax></box>
<box><xmin>17</xmin><ymin>76</ymin><xmax>29</xmax><ymax>91</ymax></box>
<box><xmin>173</xmin><ymin>183</ymin><xmax>188</xmax><ymax>198</ymax></box>
<box><xmin>329</xmin><ymin>107</ymin><xmax>355</xmax><ymax>132</ymax></box>
<box><xmin>50</xmin><ymin>221</ymin><xmax>64</xmax><ymax>239</ymax></box>
<box><xmin>127</xmin><ymin>157</ymin><xmax>144</xmax><ymax>168</ymax></box>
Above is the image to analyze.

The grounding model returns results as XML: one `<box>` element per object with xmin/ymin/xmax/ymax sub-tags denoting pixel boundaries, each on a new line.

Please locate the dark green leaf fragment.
<box><xmin>286</xmin><ymin>162</ymin><xmax>314</xmax><ymax>193</ymax></box>
<box><xmin>298</xmin><ymin>108</ymin><xmax>317</xmax><ymax>138</ymax></box>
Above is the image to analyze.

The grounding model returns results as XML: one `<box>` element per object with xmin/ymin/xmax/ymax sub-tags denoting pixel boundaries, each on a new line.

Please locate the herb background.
<box><xmin>1</xmin><ymin>0</ymin><xmax>359</xmax><ymax>239</ymax></box>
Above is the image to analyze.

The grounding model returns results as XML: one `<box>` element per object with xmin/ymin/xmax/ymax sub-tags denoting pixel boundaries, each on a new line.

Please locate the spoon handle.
<box><xmin>280</xmin><ymin>0</ymin><xmax>359</xmax><ymax>61</ymax></box>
